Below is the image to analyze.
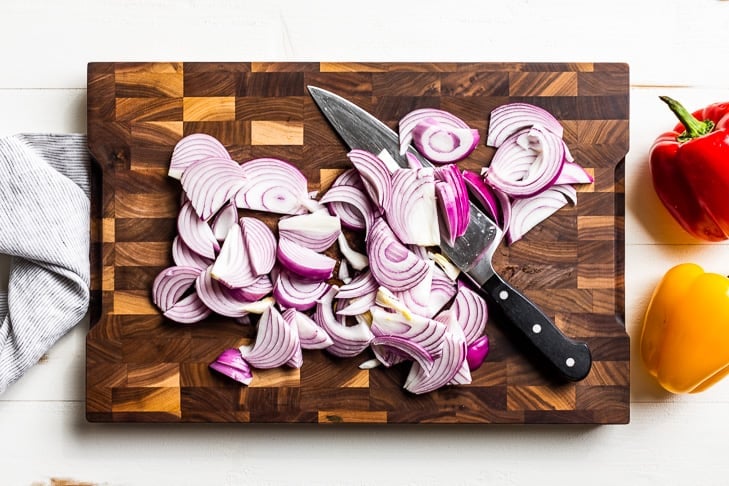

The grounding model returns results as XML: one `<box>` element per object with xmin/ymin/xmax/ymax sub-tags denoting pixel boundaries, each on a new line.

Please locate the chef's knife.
<box><xmin>308</xmin><ymin>85</ymin><xmax>592</xmax><ymax>382</ymax></box>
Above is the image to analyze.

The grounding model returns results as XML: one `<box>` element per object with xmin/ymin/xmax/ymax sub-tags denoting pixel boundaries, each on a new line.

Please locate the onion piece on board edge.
<box><xmin>169</xmin><ymin>133</ymin><xmax>231</xmax><ymax>180</ymax></box>
<box><xmin>209</xmin><ymin>348</ymin><xmax>253</xmax><ymax>385</ymax></box>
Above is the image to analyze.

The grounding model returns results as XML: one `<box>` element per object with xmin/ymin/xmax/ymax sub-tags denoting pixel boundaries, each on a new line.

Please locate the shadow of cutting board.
<box><xmin>86</xmin><ymin>62</ymin><xmax>629</xmax><ymax>424</ymax></box>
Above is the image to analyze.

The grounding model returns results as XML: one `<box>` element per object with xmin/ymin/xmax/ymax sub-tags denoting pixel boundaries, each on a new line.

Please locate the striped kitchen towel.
<box><xmin>0</xmin><ymin>134</ymin><xmax>90</xmax><ymax>394</ymax></box>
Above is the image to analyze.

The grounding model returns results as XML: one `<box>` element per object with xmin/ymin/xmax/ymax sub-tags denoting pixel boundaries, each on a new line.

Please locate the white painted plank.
<box><xmin>1</xmin><ymin>401</ymin><xmax>729</xmax><ymax>485</ymax></box>
<box><xmin>0</xmin><ymin>0</ymin><xmax>728</xmax><ymax>89</ymax></box>
<box><xmin>0</xmin><ymin>89</ymin><xmax>86</xmax><ymax>135</ymax></box>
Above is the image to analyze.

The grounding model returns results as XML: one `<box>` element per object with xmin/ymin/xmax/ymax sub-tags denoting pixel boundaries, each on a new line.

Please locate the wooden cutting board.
<box><xmin>86</xmin><ymin>62</ymin><xmax>629</xmax><ymax>424</ymax></box>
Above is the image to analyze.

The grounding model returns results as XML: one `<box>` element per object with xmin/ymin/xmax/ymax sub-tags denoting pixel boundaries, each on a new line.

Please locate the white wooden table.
<box><xmin>2</xmin><ymin>1</ymin><xmax>729</xmax><ymax>484</ymax></box>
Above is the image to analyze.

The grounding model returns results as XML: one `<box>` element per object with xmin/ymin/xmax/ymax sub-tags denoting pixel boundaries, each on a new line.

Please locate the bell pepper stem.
<box><xmin>660</xmin><ymin>96</ymin><xmax>714</xmax><ymax>142</ymax></box>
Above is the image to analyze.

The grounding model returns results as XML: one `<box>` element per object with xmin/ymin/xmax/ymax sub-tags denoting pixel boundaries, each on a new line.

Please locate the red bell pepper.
<box><xmin>649</xmin><ymin>96</ymin><xmax>729</xmax><ymax>241</ymax></box>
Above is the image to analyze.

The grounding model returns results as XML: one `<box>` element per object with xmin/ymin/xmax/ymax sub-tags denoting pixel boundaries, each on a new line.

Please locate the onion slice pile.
<box><xmin>403</xmin><ymin>310</ymin><xmax>469</xmax><ymax>395</ymax></box>
<box><xmin>179</xmin><ymin>99</ymin><xmax>588</xmax><ymax>391</ymax></box>
<box><xmin>476</xmin><ymin>102</ymin><xmax>594</xmax><ymax>244</ymax></box>
<box><xmin>156</xmin><ymin>126</ymin><xmax>497</xmax><ymax>393</ymax></box>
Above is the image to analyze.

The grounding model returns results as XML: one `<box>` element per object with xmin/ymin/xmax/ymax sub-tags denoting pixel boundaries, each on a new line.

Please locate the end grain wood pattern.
<box><xmin>86</xmin><ymin>62</ymin><xmax>629</xmax><ymax>424</ymax></box>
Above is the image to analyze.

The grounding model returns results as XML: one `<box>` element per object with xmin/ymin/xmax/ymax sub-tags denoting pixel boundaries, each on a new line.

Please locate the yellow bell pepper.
<box><xmin>641</xmin><ymin>263</ymin><xmax>729</xmax><ymax>394</ymax></box>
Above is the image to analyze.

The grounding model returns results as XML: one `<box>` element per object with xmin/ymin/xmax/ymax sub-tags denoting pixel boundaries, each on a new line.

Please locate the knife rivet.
<box><xmin>566</xmin><ymin>357</ymin><xmax>576</xmax><ymax>368</ymax></box>
<box><xmin>532</xmin><ymin>324</ymin><xmax>542</xmax><ymax>334</ymax></box>
<box><xmin>498</xmin><ymin>290</ymin><xmax>509</xmax><ymax>300</ymax></box>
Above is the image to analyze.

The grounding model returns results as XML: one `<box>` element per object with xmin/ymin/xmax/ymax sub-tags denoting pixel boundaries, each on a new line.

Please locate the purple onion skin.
<box><xmin>209</xmin><ymin>348</ymin><xmax>253</xmax><ymax>385</ymax></box>
<box><xmin>466</xmin><ymin>335</ymin><xmax>489</xmax><ymax>371</ymax></box>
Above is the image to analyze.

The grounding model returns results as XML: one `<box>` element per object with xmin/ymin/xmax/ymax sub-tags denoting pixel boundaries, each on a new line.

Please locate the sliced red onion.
<box><xmin>313</xmin><ymin>286</ymin><xmax>374</xmax><ymax>358</ymax></box>
<box><xmin>370</xmin><ymin>305</ymin><xmax>447</xmax><ymax>358</ymax></box>
<box><xmin>409</xmin><ymin>243</ymin><xmax>430</xmax><ymax>261</ymax></box>
<box><xmin>211</xmin><ymin>201</ymin><xmax>238</xmax><ymax>242</ymax></box>
<box><xmin>346</xmin><ymin>149</ymin><xmax>393</xmax><ymax>212</ymax></box>
<box><xmin>411</xmin><ymin>121</ymin><xmax>480</xmax><ymax>164</ymax></box>
<box><xmin>287</xmin><ymin>345</ymin><xmax>304</xmax><ymax>369</ymax></box>
<box><xmin>278</xmin><ymin>212</ymin><xmax>341</xmax><ymax>252</ymax></box>
<box><xmin>371</xmin><ymin>335</ymin><xmax>434</xmax><ymax>370</ymax></box>
<box><xmin>434</xmin><ymin>180</ymin><xmax>459</xmax><ymax>246</ymax></box>
<box><xmin>392</xmin><ymin>266</ymin><xmax>433</xmax><ymax>318</ymax></box>
<box><xmin>240</xmin><ymin>305</ymin><xmax>301</xmax><ymax>369</ymax></box>
<box><xmin>196</xmin><ymin>266</ymin><xmax>275</xmax><ymax>318</ymax></box>
<box><xmin>399</xmin><ymin>108</ymin><xmax>475</xmax><ymax>157</ymax></box>
<box><xmin>358</xmin><ymin>358</ymin><xmax>381</xmax><ymax>370</ymax></box>
<box><xmin>338</xmin><ymin>259</ymin><xmax>351</xmax><ymax>282</ymax></box>
<box><xmin>552</xmin><ymin>183</ymin><xmax>578</xmax><ymax>205</ymax></box>
<box><xmin>404</xmin><ymin>309</ymin><xmax>469</xmax><ymax>395</ymax></box>
<box><xmin>163</xmin><ymin>291</ymin><xmax>212</xmax><ymax>324</ymax></box>
<box><xmin>273</xmin><ymin>269</ymin><xmax>331</xmax><ymax>311</ymax></box>
<box><xmin>452</xmin><ymin>283</ymin><xmax>489</xmax><ymax>345</ymax></box>
<box><xmin>276</xmin><ymin>237</ymin><xmax>336</xmax><ymax>281</ymax></box>
<box><xmin>466</xmin><ymin>335</ymin><xmax>490</xmax><ymax>371</ymax></box>
<box><xmin>405</xmin><ymin>152</ymin><xmax>424</xmax><ymax>170</ymax></box>
<box><xmin>336</xmin><ymin>270</ymin><xmax>378</xmax><ymax>300</ymax></box>
<box><xmin>235</xmin><ymin>158</ymin><xmax>309</xmax><ymax>215</ymax></box>
<box><xmin>177</xmin><ymin>201</ymin><xmax>219</xmax><ymax>260</ymax></box>
<box><xmin>462</xmin><ymin>170</ymin><xmax>502</xmax><ymax>226</ymax></box>
<box><xmin>448</xmin><ymin>353</ymin><xmax>473</xmax><ymax>385</ymax></box>
<box><xmin>282</xmin><ymin>308</ymin><xmax>333</xmax><ymax>350</ymax></box>
<box><xmin>367</xmin><ymin>218</ymin><xmax>430</xmax><ymax>291</ymax></box>
<box><xmin>152</xmin><ymin>265</ymin><xmax>201</xmax><ymax>312</ymax></box>
<box><xmin>181</xmin><ymin>156</ymin><xmax>247</xmax><ymax>221</ymax></box>
<box><xmin>240</xmin><ymin>217</ymin><xmax>277</xmax><ymax>276</ymax></box>
<box><xmin>386</xmin><ymin>167</ymin><xmax>440</xmax><ymax>246</ymax></box>
<box><xmin>484</xmin><ymin>126</ymin><xmax>566</xmax><ymax>199</ymax></box>
<box><xmin>335</xmin><ymin>291</ymin><xmax>377</xmax><ymax>317</ymax></box>
<box><xmin>374</xmin><ymin>286</ymin><xmax>414</xmax><ymax>318</ymax></box>
<box><xmin>427</xmin><ymin>265</ymin><xmax>458</xmax><ymax>317</ymax></box>
<box><xmin>331</xmin><ymin>167</ymin><xmax>365</xmax><ymax>189</ymax></box>
<box><xmin>172</xmin><ymin>235</ymin><xmax>214</xmax><ymax>271</ymax></box>
<box><xmin>555</xmin><ymin>161</ymin><xmax>594</xmax><ymax>185</ymax></box>
<box><xmin>506</xmin><ymin>186</ymin><xmax>571</xmax><ymax>245</ymax></box>
<box><xmin>337</xmin><ymin>233</ymin><xmax>369</xmax><ymax>271</ymax></box>
<box><xmin>487</xmin><ymin>102</ymin><xmax>564</xmax><ymax>148</ymax></box>
<box><xmin>209</xmin><ymin>348</ymin><xmax>253</xmax><ymax>385</ymax></box>
<box><xmin>227</xmin><ymin>274</ymin><xmax>273</xmax><ymax>302</ymax></box>
<box><xmin>320</xmin><ymin>184</ymin><xmax>376</xmax><ymax>231</ymax></box>
<box><xmin>435</xmin><ymin>163</ymin><xmax>470</xmax><ymax>236</ymax></box>
<box><xmin>376</xmin><ymin>149</ymin><xmax>402</xmax><ymax>172</ymax></box>
<box><xmin>169</xmin><ymin>133</ymin><xmax>231</xmax><ymax>180</ymax></box>
<box><xmin>210</xmin><ymin>223</ymin><xmax>257</xmax><ymax>289</ymax></box>
<box><xmin>428</xmin><ymin>251</ymin><xmax>460</xmax><ymax>281</ymax></box>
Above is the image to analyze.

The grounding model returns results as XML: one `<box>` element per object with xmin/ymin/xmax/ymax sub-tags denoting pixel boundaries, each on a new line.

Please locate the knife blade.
<box><xmin>308</xmin><ymin>85</ymin><xmax>591</xmax><ymax>382</ymax></box>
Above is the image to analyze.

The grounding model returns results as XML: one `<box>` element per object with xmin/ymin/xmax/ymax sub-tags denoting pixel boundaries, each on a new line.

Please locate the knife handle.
<box><xmin>480</xmin><ymin>273</ymin><xmax>592</xmax><ymax>382</ymax></box>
